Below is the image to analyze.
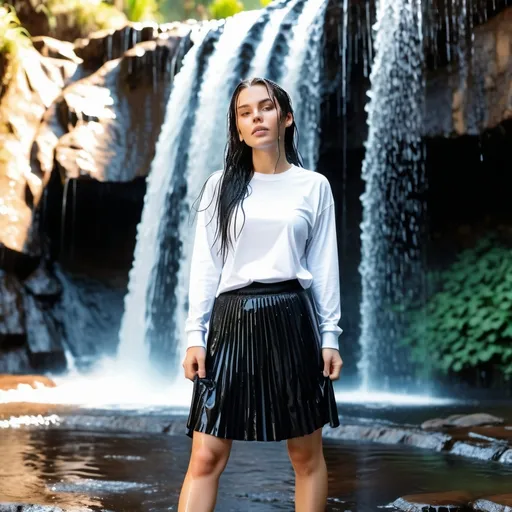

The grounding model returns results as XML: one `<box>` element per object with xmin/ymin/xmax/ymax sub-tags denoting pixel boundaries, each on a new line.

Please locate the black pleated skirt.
<box><xmin>185</xmin><ymin>279</ymin><xmax>340</xmax><ymax>441</ymax></box>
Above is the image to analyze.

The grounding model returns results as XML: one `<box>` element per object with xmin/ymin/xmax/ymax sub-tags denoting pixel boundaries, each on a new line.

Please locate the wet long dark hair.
<box><xmin>193</xmin><ymin>77</ymin><xmax>303</xmax><ymax>264</ymax></box>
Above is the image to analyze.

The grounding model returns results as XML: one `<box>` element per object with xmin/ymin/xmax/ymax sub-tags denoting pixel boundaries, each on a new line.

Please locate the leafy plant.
<box><xmin>0</xmin><ymin>4</ymin><xmax>31</xmax><ymax>54</ymax></box>
<box><xmin>260</xmin><ymin>0</ymin><xmax>272</xmax><ymax>6</ymax></box>
<box><xmin>401</xmin><ymin>236</ymin><xmax>512</xmax><ymax>378</ymax></box>
<box><xmin>0</xmin><ymin>4</ymin><xmax>32</xmax><ymax>91</ymax></box>
<box><xmin>208</xmin><ymin>0</ymin><xmax>244</xmax><ymax>19</ymax></box>
<box><xmin>43</xmin><ymin>0</ymin><xmax>127</xmax><ymax>38</ymax></box>
<box><xmin>126</xmin><ymin>0</ymin><xmax>161</xmax><ymax>22</ymax></box>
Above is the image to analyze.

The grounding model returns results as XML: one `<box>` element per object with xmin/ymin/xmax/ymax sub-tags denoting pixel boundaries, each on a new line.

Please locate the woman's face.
<box><xmin>235</xmin><ymin>84</ymin><xmax>293</xmax><ymax>149</ymax></box>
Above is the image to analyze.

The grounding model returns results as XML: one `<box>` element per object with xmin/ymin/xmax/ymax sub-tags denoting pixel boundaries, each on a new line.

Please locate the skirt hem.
<box><xmin>185</xmin><ymin>417</ymin><xmax>340</xmax><ymax>442</ymax></box>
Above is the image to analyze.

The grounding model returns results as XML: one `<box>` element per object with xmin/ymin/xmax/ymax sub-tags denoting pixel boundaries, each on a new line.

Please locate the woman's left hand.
<box><xmin>322</xmin><ymin>348</ymin><xmax>343</xmax><ymax>380</ymax></box>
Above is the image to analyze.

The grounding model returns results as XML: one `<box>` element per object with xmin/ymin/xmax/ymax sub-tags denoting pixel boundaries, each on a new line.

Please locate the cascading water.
<box><xmin>357</xmin><ymin>0</ymin><xmax>427</xmax><ymax>392</ymax></box>
<box><xmin>281</xmin><ymin>0</ymin><xmax>329</xmax><ymax>169</ymax></box>
<box><xmin>116</xmin><ymin>21</ymin><xmax>222</xmax><ymax>371</ymax></box>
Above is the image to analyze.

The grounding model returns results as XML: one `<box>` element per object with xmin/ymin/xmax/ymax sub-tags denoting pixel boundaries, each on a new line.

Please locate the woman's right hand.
<box><xmin>182</xmin><ymin>347</ymin><xmax>207</xmax><ymax>381</ymax></box>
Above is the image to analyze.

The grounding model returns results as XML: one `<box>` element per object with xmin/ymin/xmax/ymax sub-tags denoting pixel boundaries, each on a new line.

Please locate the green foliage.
<box><xmin>208</xmin><ymin>0</ymin><xmax>244</xmax><ymax>19</ymax></box>
<box><xmin>44</xmin><ymin>0</ymin><xmax>127</xmax><ymax>38</ymax></box>
<box><xmin>126</xmin><ymin>0</ymin><xmax>161</xmax><ymax>22</ymax></box>
<box><xmin>0</xmin><ymin>4</ymin><xmax>31</xmax><ymax>56</ymax></box>
<box><xmin>0</xmin><ymin>4</ymin><xmax>31</xmax><ymax>89</ymax></box>
<box><xmin>402</xmin><ymin>236</ymin><xmax>512</xmax><ymax>378</ymax></box>
<box><xmin>259</xmin><ymin>0</ymin><xmax>272</xmax><ymax>6</ymax></box>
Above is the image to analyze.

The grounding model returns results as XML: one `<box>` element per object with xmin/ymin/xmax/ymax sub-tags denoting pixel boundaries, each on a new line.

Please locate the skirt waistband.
<box><xmin>221</xmin><ymin>279</ymin><xmax>303</xmax><ymax>296</ymax></box>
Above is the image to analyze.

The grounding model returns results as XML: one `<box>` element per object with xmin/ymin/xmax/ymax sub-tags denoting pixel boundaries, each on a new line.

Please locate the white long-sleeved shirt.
<box><xmin>184</xmin><ymin>164</ymin><xmax>343</xmax><ymax>351</ymax></box>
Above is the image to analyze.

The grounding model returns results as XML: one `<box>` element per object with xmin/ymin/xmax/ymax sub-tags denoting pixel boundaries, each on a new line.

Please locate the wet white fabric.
<box><xmin>185</xmin><ymin>164</ymin><xmax>343</xmax><ymax>350</ymax></box>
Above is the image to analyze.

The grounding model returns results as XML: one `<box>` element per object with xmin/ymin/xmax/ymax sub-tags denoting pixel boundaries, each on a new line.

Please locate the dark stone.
<box><xmin>22</xmin><ymin>293</ymin><xmax>66</xmax><ymax>372</ymax></box>
<box><xmin>0</xmin><ymin>271</ymin><xmax>25</xmax><ymax>347</ymax></box>
<box><xmin>392</xmin><ymin>491</ymin><xmax>474</xmax><ymax>512</ymax></box>
<box><xmin>24</xmin><ymin>265</ymin><xmax>62</xmax><ymax>298</ymax></box>
<box><xmin>322</xmin><ymin>424</ymin><xmax>452</xmax><ymax>451</ymax></box>
<box><xmin>0</xmin><ymin>347</ymin><xmax>32</xmax><ymax>374</ymax></box>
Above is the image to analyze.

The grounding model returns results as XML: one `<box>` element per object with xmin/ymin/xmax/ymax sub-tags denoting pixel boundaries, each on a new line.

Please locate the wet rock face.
<box><xmin>0</xmin><ymin>42</ymin><xmax>81</xmax><ymax>255</ymax></box>
<box><xmin>53</xmin><ymin>37</ymin><xmax>187</xmax><ymax>182</ymax></box>
<box><xmin>0</xmin><ymin>23</ymin><xmax>191</xmax><ymax>372</ymax></box>
<box><xmin>425</xmin><ymin>7</ymin><xmax>512</xmax><ymax>137</ymax></box>
<box><xmin>0</xmin><ymin>265</ymin><xmax>66</xmax><ymax>374</ymax></box>
<box><xmin>322</xmin><ymin>1</ymin><xmax>512</xmax><ymax>151</ymax></box>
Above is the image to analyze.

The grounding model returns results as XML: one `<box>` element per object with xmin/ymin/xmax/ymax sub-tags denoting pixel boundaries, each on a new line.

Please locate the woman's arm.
<box><xmin>184</xmin><ymin>172</ymin><xmax>223</xmax><ymax>350</ymax></box>
<box><xmin>305</xmin><ymin>182</ymin><xmax>343</xmax><ymax>351</ymax></box>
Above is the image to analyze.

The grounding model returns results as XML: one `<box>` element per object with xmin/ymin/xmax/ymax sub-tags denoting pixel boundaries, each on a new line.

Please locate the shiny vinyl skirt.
<box><xmin>185</xmin><ymin>279</ymin><xmax>340</xmax><ymax>441</ymax></box>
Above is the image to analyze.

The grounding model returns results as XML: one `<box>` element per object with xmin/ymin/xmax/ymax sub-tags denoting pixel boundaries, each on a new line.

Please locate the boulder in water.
<box><xmin>0</xmin><ymin>374</ymin><xmax>56</xmax><ymax>391</ymax></box>
<box><xmin>392</xmin><ymin>491</ymin><xmax>474</xmax><ymax>511</ymax></box>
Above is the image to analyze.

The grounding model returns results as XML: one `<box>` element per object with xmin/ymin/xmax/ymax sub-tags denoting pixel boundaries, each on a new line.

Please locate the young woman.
<box><xmin>179</xmin><ymin>77</ymin><xmax>343</xmax><ymax>512</ymax></box>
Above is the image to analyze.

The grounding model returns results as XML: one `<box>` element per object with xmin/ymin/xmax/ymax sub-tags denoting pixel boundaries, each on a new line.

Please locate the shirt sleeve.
<box><xmin>184</xmin><ymin>172</ymin><xmax>223</xmax><ymax>349</ymax></box>
<box><xmin>305</xmin><ymin>193</ymin><xmax>343</xmax><ymax>351</ymax></box>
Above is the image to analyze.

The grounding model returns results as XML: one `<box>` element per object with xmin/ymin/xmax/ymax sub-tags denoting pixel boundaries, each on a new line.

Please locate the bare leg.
<box><xmin>287</xmin><ymin>428</ymin><xmax>328</xmax><ymax>512</ymax></box>
<box><xmin>178</xmin><ymin>431</ymin><xmax>233</xmax><ymax>512</ymax></box>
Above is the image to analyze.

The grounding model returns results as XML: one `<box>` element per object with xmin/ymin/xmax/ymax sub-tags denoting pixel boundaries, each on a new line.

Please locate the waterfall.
<box><xmin>357</xmin><ymin>0</ymin><xmax>427</xmax><ymax>391</ymax></box>
<box><xmin>281</xmin><ymin>0</ymin><xmax>329</xmax><ymax>169</ymax></box>
<box><xmin>116</xmin><ymin>21</ymin><xmax>222</xmax><ymax>371</ymax></box>
<box><xmin>117</xmin><ymin>0</ymin><xmax>331</xmax><ymax>377</ymax></box>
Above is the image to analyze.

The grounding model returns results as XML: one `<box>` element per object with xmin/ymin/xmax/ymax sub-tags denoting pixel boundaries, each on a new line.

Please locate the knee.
<box><xmin>288</xmin><ymin>446</ymin><xmax>323</xmax><ymax>477</ymax></box>
<box><xmin>189</xmin><ymin>446</ymin><xmax>228</xmax><ymax>479</ymax></box>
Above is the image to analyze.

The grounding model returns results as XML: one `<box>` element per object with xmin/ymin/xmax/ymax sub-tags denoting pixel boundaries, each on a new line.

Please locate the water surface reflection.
<box><xmin>0</xmin><ymin>428</ymin><xmax>511</xmax><ymax>511</ymax></box>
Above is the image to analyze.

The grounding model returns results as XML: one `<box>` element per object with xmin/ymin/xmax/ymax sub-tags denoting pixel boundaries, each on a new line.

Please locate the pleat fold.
<box><xmin>186</xmin><ymin>281</ymin><xmax>340</xmax><ymax>441</ymax></box>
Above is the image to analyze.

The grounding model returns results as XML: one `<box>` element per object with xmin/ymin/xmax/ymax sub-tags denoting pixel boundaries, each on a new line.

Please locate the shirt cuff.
<box><xmin>187</xmin><ymin>330</ymin><xmax>207</xmax><ymax>350</ymax></box>
<box><xmin>321</xmin><ymin>331</ymin><xmax>340</xmax><ymax>351</ymax></box>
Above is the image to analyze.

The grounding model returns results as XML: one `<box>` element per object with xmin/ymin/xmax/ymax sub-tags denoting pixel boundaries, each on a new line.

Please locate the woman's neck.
<box><xmin>252</xmin><ymin>150</ymin><xmax>292</xmax><ymax>175</ymax></box>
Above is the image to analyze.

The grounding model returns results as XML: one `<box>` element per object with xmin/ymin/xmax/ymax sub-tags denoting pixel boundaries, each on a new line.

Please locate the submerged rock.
<box><xmin>499</xmin><ymin>449</ymin><xmax>512</xmax><ymax>464</ymax></box>
<box><xmin>472</xmin><ymin>494</ymin><xmax>512</xmax><ymax>511</ymax></box>
<box><xmin>392</xmin><ymin>491</ymin><xmax>474</xmax><ymax>512</ymax></box>
<box><xmin>323</xmin><ymin>423</ymin><xmax>451</xmax><ymax>451</ymax></box>
<box><xmin>450</xmin><ymin>440</ymin><xmax>508</xmax><ymax>462</ymax></box>
<box><xmin>422</xmin><ymin>413</ymin><xmax>505</xmax><ymax>430</ymax></box>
